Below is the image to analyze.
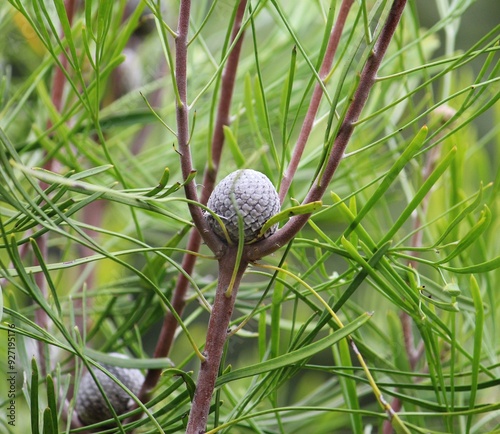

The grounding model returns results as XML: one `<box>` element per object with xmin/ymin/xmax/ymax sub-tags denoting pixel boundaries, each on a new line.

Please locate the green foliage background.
<box><xmin>0</xmin><ymin>0</ymin><xmax>499</xmax><ymax>433</ymax></box>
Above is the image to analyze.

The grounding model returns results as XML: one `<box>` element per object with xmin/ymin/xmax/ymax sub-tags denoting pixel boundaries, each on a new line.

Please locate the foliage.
<box><xmin>0</xmin><ymin>0</ymin><xmax>499</xmax><ymax>433</ymax></box>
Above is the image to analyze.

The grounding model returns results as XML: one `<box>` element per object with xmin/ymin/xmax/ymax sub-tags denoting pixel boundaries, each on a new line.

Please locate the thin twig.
<box><xmin>247</xmin><ymin>0</ymin><xmax>408</xmax><ymax>262</ymax></box>
<box><xmin>174</xmin><ymin>0</ymin><xmax>223</xmax><ymax>254</ymax></box>
<box><xmin>279</xmin><ymin>0</ymin><xmax>354</xmax><ymax>203</ymax></box>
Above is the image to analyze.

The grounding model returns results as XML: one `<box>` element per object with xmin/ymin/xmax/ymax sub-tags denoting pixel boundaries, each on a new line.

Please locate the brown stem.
<box><xmin>209</xmin><ymin>0</ymin><xmax>248</xmax><ymax>175</ymax></box>
<box><xmin>186</xmin><ymin>250</ymin><xmax>248</xmax><ymax>434</ymax></box>
<box><xmin>174</xmin><ymin>0</ymin><xmax>223</xmax><ymax>254</ymax></box>
<box><xmin>138</xmin><ymin>0</ymin><xmax>247</xmax><ymax>402</ymax></box>
<box><xmin>139</xmin><ymin>231</ymin><xmax>201</xmax><ymax>397</ymax></box>
<box><xmin>279</xmin><ymin>0</ymin><xmax>354</xmax><ymax>203</ymax></box>
<box><xmin>247</xmin><ymin>0</ymin><xmax>408</xmax><ymax>262</ymax></box>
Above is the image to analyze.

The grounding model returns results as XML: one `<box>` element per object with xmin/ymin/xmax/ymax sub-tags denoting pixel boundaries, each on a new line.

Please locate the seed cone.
<box><xmin>75</xmin><ymin>358</ymin><xmax>144</xmax><ymax>426</ymax></box>
<box><xmin>206</xmin><ymin>169</ymin><xmax>280</xmax><ymax>244</ymax></box>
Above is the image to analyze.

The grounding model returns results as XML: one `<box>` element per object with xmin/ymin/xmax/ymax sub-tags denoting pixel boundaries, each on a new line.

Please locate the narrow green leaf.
<box><xmin>348</xmin><ymin>196</ymin><xmax>359</xmax><ymax>248</ymax></box>
<box><xmin>258</xmin><ymin>201</ymin><xmax>322</xmax><ymax>238</ymax></box>
<box><xmin>243</xmin><ymin>73</ymin><xmax>267</xmax><ymax>158</ymax></box>
<box><xmin>379</xmin><ymin>146</ymin><xmax>457</xmax><ymax>246</ymax></box>
<box><xmin>269</xmin><ymin>0</ymin><xmax>330</xmax><ymax>104</ymax></box>
<box><xmin>31</xmin><ymin>358</ymin><xmax>40</xmax><ymax>434</ymax></box>
<box><xmin>441</xmin><ymin>255</ymin><xmax>500</xmax><ymax>274</ymax></box>
<box><xmin>271</xmin><ymin>269</ymin><xmax>285</xmax><ymax>358</ymax></box>
<box><xmin>10</xmin><ymin>162</ymin><xmax>192</xmax><ymax>225</ymax></box>
<box><xmin>30</xmin><ymin>239</ymin><xmax>62</xmax><ymax>317</ymax></box>
<box><xmin>437</xmin><ymin>205</ymin><xmax>491</xmax><ymax>264</ymax></box>
<box><xmin>96</xmin><ymin>110</ymin><xmax>157</xmax><ymax>130</ymax></box>
<box><xmin>84</xmin><ymin>0</ymin><xmax>95</xmax><ymax>41</ymax></box>
<box><xmin>52</xmin><ymin>0</ymin><xmax>78</xmax><ymax>66</ymax></box>
<box><xmin>258</xmin><ymin>309</ymin><xmax>267</xmax><ymax>361</ymax></box>
<box><xmin>145</xmin><ymin>167</ymin><xmax>170</xmax><ymax>197</ymax></box>
<box><xmin>249</xmin><ymin>23</ymin><xmax>278</xmax><ymax>167</ymax></box>
<box><xmin>331</xmin><ymin>192</ymin><xmax>376</xmax><ymax>250</ymax></box>
<box><xmin>333</xmin><ymin>240</ymin><xmax>392</xmax><ymax>312</ymax></box>
<box><xmin>216</xmin><ymin>312</ymin><xmax>371</xmax><ymax>386</ymax></box>
<box><xmin>159</xmin><ymin>182</ymin><xmax>181</xmax><ymax>198</ymax></box>
<box><xmin>333</xmin><ymin>340</ymin><xmax>363</xmax><ymax>433</ymax></box>
<box><xmin>31</xmin><ymin>0</ymin><xmax>52</xmax><ymax>53</ymax></box>
<box><xmin>162</xmin><ymin>368</ymin><xmax>196</xmax><ymax>401</ymax></box>
<box><xmin>432</xmin><ymin>183</ymin><xmax>484</xmax><ymax>247</ymax></box>
<box><xmin>139</xmin><ymin>91</ymin><xmax>177</xmax><ymax>137</ymax></box>
<box><xmin>420</xmin><ymin>293</ymin><xmax>459</xmax><ymax>312</ymax></box>
<box><xmin>346</xmin><ymin>126</ymin><xmax>428</xmax><ymax>238</ymax></box>
<box><xmin>85</xmin><ymin>348</ymin><xmax>173</xmax><ymax>370</ymax></box>
<box><xmin>340</xmin><ymin>236</ymin><xmax>404</xmax><ymax>307</ymax></box>
<box><xmin>159</xmin><ymin>170</ymin><xmax>197</xmax><ymax>199</ymax></box>
<box><xmin>42</xmin><ymin>408</ymin><xmax>54</xmax><ymax>434</ymax></box>
<box><xmin>223</xmin><ymin>126</ymin><xmax>245</xmax><ymax>168</ymax></box>
<box><xmin>46</xmin><ymin>375</ymin><xmax>58</xmax><ymax>433</ymax></box>
<box><xmin>467</xmin><ymin>275</ymin><xmax>484</xmax><ymax>433</ymax></box>
<box><xmin>279</xmin><ymin>45</ymin><xmax>297</xmax><ymax>147</ymax></box>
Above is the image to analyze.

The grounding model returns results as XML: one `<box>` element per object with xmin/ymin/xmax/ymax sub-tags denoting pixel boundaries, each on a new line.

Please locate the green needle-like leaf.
<box><xmin>216</xmin><ymin>312</ymin><xmax>371</xmax><ymax>386</ymax></box>
<box><xmin>259</xmin><ymin>201</ymin><xmax>322</xmax><ymax>238</ymax></box>
<box><xmin>30</xmin><ymin>358</ymin><xmax>40</xmax><ymax>434</ymax></box>
<box><xmin>223</xmin><ymin>126</ymin><xmax>245</xmax><ymax>168</ymax></box>
<box><xmin>467</xmin><ymin>275</ymin><xmax>484</xmax><ymax>432</ymax></box>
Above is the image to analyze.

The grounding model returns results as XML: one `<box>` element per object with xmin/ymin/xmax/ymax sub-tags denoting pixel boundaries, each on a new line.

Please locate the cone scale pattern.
<box><xmin>75</xmin><ymin>361</ymin><xmax>144</xmax><ymax>426</ymax></box>
<box><xmin>206</xmin><ymin>169</ymin><xmax>280</xmax><ymax>244</ymax></box>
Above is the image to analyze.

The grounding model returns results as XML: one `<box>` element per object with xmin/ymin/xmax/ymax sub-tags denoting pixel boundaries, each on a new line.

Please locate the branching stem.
<box><xmin>140</xmin><ymin>0</ymin><xmax>248</xmax><ymax>403</ymax></box>
<box><xmin>247</xmin><ymin>0</ymin><xmax>407</xmax><ymax>262</ymax></box>
<box><xmin>158</xmin><ymin>0</ymin><xmax>407</xmax><ymax>432</ymax></box>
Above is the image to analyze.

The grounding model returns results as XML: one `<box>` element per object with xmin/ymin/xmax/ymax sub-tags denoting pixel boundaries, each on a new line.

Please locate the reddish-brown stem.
<box><xmin>247</xmin><ymin>0</ymin><xmax>407</xmax><ymax>262</ymax></box>
<box><xmin>186</xmin><ymin>251</ymin><xmax>248</xmax><ymax>434</ymax></box>
<box><xmin>209</xmin><ymin>0</ymin><xmax>248</xmax><ymax>174</ymax></box>
<box><xmin>139</xmin><ymin>231</ymin><xmax>202</xmax><ymax>398</ymax></box>
<box><xmin>175</xmin><ymin>1</ymin><xmax>203</xmax><ymax>226</ymax></box>
<box><xmin>279</xmin><ymin>0</ymin><xmax>354</xmax><ymax>203</ymax></box>
<box><xmin>174</xmin><ymin>1</ymin><xmax>224</xmax><ymax>254</ymax></box>
<box><xmin>139</xmin><ymin>0</ymin><xmax>248</xmax><ymax>401</ymax></box>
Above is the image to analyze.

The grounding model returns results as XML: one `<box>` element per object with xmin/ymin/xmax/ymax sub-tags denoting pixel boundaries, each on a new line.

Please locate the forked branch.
<box><xmin>247</xmin><ymin>0</ymin><xmax>408</xmax><ymax>262</ymax></box>
<box><xmin>139</xmin><ymin>0</ymin><xmax>248</xmax><ymax>403</ymax></box>
<box><xmin>175</xmin><ymin>0</ymin><xmax>408</xmax><ymax>433</ymax></box>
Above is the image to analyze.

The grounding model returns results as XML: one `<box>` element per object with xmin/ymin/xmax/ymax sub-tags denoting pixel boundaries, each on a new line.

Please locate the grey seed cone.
<box><xmin>206</xmin><ymin>169</ymin><xmax>280</xmax><ymax>243</ymax></box>
<box><xmin>75</xmin><ymin>362</ymin><xmax>144</xmax><ymax>426</ymax></box>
